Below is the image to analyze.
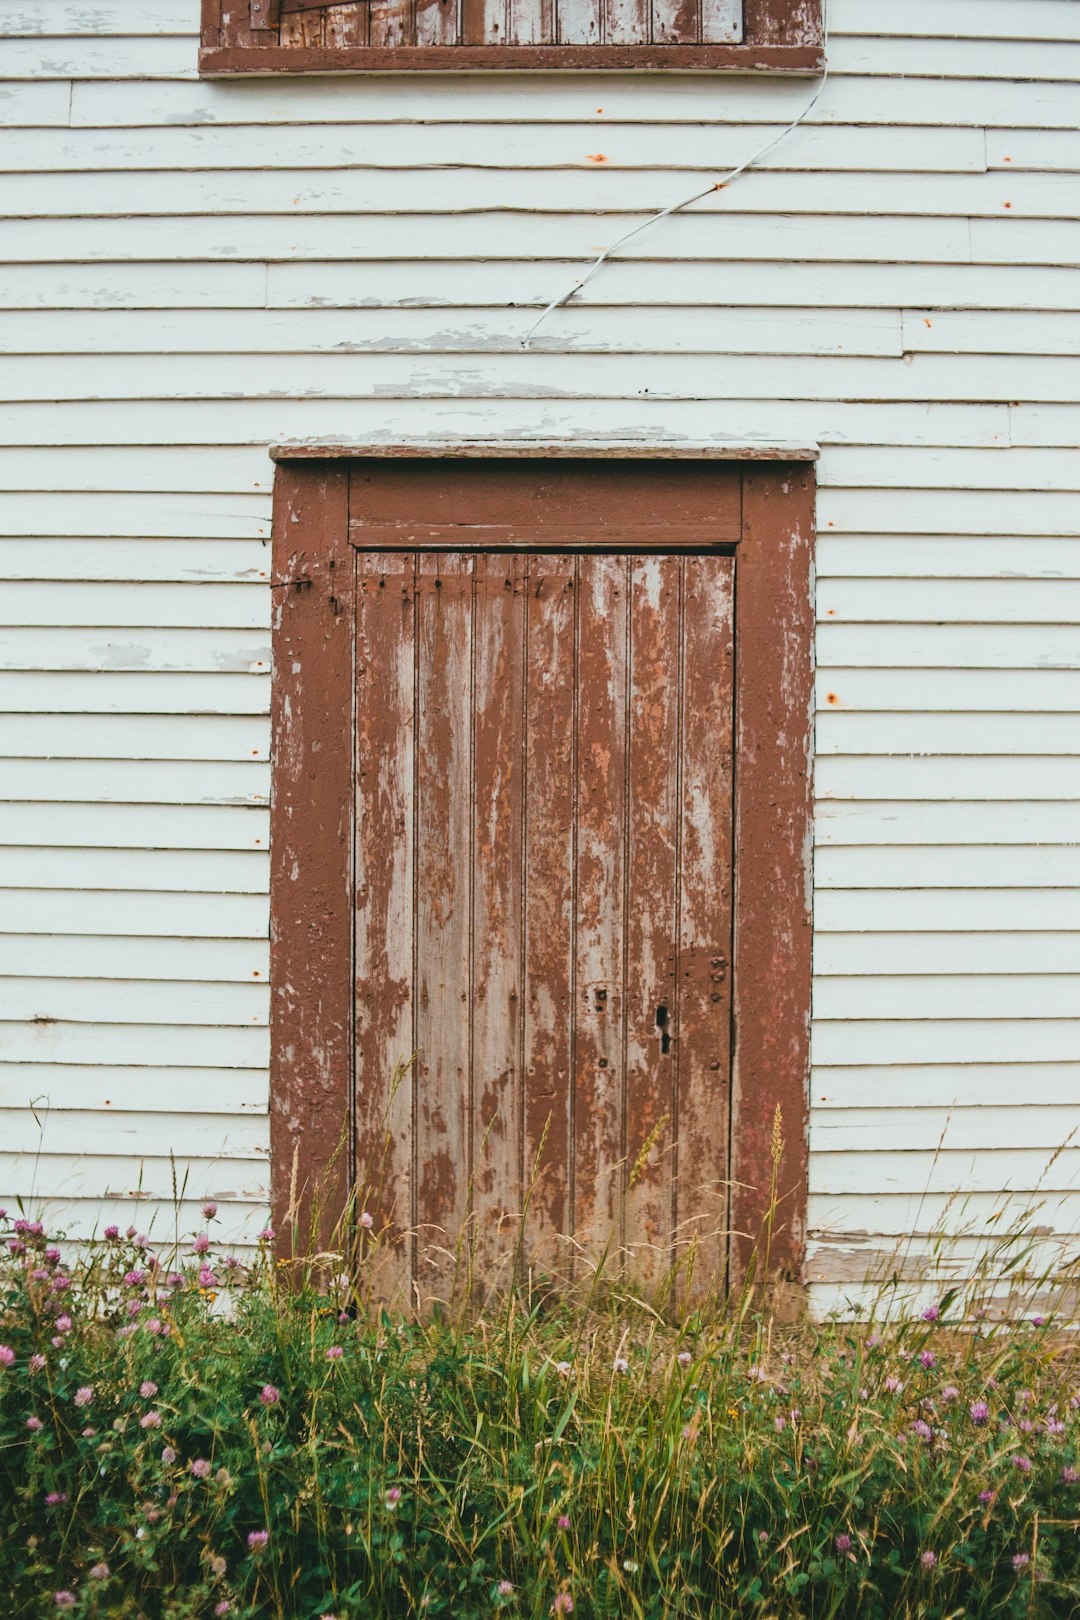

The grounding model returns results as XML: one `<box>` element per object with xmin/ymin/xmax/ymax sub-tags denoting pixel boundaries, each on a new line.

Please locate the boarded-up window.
<box><xmin>200</xmin><ymin>0</ymin><xmax>822</xmax><ymax>72</ymax></box>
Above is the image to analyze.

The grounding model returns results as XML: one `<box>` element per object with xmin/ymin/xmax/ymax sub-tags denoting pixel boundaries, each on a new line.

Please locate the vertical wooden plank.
<box><xmin>622</xmin><ymin>555</ymin><xmax>681</xmax><ymax>1282</ymax></box>
<box><xmin>461</xmin><ymin>0</ymin><xmax>505</xmax><ymax>45</ymax></box>
<box><xmin>414</xmin><ymin>552</ymin><xmax>475</xmax><ymax>1302</ymax></box>
<box><xmin>279</xmin><ymin>8</ymin><xmax>325</xmax><ymax>45</ymax></box>
<box><xmin>652</xmin><ymin>0</ymin><xmax>699</xmax><ymax>44</ymax></box>
<box><xmin>674</xmin><ymin>555</ymin><xmax>735</xmax><ymax>1290</ymax></box>
<box><xmin>701</xmin><ymin>0</ymin><xmax>741</xmax><ymax>41</ymax></box>
<box><xmin>599</xmin><ymin>0</ymin><xmax>641</xmax><ymax>43</ymax></box>
<box><xmin>470</xmin><ymin>553</ymin><xmax>526</xmax><ymax>1282</ymax></box>
<box><xmin>730</xmin><ymin>464</ymin><xmax>814</xmax><ymax>1285</ymax></box>
<box><xmin>325</xmin><ymin>3</ymin><xmax>370</xmax><ymax>46</ymax></box>
<box><xmin>269</xmin><ymin>462</ymin><xmax>353</xmax><ymax>1253</ymax></box>
<box><xmin>416</xmin><ymin>0</ymin><xmax>461</xmax><ymax>46</ymax></box>
<box><xmin>509</xmin><ymin>0</ymin><xmax>554</xmax><ymax>46</ymax></box>
<box><xmin>559</xmin><ymin>0</ymin><xmax>602</xmax><ymax>45</ymax></box>
<box><xmin>354</xmin><ymin>549</ymin><xmax>416</xmax><ymax>1301</ymax></box>
<box><xmin>369</xmin><ymin>0</ymin><xmax>414</xmax><ymax>47</ymax></box>
<box><xmin>522</xmin><ymin>554</ymin><xmax>576</xmax><ymax>1271</ymax></box>
<box><xmin>572</xmin><ymin>554</ymin><xmax>627</xmax><ymax>1257</ymax></box>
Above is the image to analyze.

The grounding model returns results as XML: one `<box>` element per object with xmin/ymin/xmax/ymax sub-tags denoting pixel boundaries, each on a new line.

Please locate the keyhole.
<box><xmin>655</xmin><ymin>1004</ymin><xmax>671</xmax><ymax>1055</ymax></box>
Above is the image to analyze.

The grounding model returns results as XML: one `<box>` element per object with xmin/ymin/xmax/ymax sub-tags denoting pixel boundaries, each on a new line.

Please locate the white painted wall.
<box><xmin>2</xmin><ymin>0</ymin><xmax>1078</xmax><ymax>1303</ymax></box>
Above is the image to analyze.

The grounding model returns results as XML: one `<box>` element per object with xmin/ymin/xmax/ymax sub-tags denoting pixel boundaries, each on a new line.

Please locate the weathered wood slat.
<box><xmin>521</xmin><ymin>554</ymin><xmax>576</xmax><ymax>1266</ymax></box>
<box><xmin>674</xmin><ymin>553</ymin><xmax>734</xmax><ymax>1287</ymax></box>
<box><xmin>623</xmin><ymin>555</ymin><xmax>681</xmax><ymax>1279</ymax></box>
<box><xmin>354</xmin><ymin>550</ymin><xmax>416</xmax><ymax>1293</ymax></box>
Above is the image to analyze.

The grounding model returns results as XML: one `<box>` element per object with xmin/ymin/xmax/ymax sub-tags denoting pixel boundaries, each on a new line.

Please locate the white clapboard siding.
<box><xmin>0</xmin><ymin>805</ymin><xmax>267</xmax><ymax>851</ymax></box>
<box><xmin>0</xmin><ymin>715</ymin><xmax>268</xmax><ymax>764</ymax></box>
<box><xmin>0</xmin><ymin>629</ymin><xmax>270</xmax><ymax>674</ymax></box>
<box><xmin>6</xmin><ymin>170</ymin><xmax>1078</xmax><ymax>219</ymax></box>
<box><xmin>816</xmin><ymin>803</ymin><xmax>1080</xmax><ymax>846</ymax></box>
<box><xmin>0</xmin><ymin>307</ymin><xmax>905</xmax><ymax>358</ymax></box>
<box><xmin>0</xmin><ymin>674</ymin><xmax>270</xmax><ymax>715</ymax></box>
<box><xmin>0</xmin><ymin>0</ymin><xmax>1078</xmax><ymax>1296</ymax></box>
<box><xmin>813</xmin><ymin>1063</ymin><xmax>1080</xmax><ymax>1107</ymax></box>
<box><xmin>816</xmin><ymin>669</ymin><xmax>1080</xmax><ymax>711</ymax></box>
<box><xmin>0</xmin><ymin>760</ymin><xmax>269</xmax><ymax>806</ymax></box>
<box><xmin>67</xmin><ymin>76</ymin><xmax>1080</xmax><ymax>128</ymax></box>
<box><xmin>267</xmin><ymin>261</ymin><xmax>1080</xmax><ymax>311</ymax></box>
<box><xmin>814</xmin><ymin>976</ymin><xmax>1080</xmax><ymax>1021</ymax></box>
<box><xmin>0</xmin><ymin>1021</ymin><xmax>268</xmax><ymax>1067</ymax></box>
<box><xmin>0</xmin><ymin>938</ymin><xmax>267</xmax><ymax>983</ymax></box>
<box><xmin>0</xmin><ymin>399</ymin><xmax>1014</xmax><ymax>449</ymax></box>
<box><xmin>0</xmin><ymin>978</ymin><xmax>266</xmax><ymax>1028</ymax></box>
<box><xmin>0</xmin><ymin>124</ymin><xmax>990</xmax><ymax>174</ymax></box>
<box><xmin>816</xmin><ymin>846</ymin><xmax>1080</xmax><ymax>888</ymax></box>
<box><xmin>0</xmin><ymin>890</ymin><xmax>266</xmax><ymax>938</ymax></box>
<box><xmin>0</xmin><ymin>847</ymin><xmax>268</xmax><ymax>892</ymax></box>
<box><xmin>6</xmin><ymin>352</ymin><xmax>1078</xmax><ymax>403</ymax></box>
<box><xmin>817</xmin><ymin>714</ymin><xmax>1080</xmax><ymax>754</ymax></box>
<box><xmin>817</xmin><ymin>890</ymin><xmax>1080</xmax><ymax>931</ymax></box>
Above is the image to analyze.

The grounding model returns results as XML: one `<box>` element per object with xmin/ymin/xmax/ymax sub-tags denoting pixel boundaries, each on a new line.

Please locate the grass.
<box><xmin>1</xmin><ymin>1181</ymin><xmax>1079</xmax><ymax>1620</ymax></box>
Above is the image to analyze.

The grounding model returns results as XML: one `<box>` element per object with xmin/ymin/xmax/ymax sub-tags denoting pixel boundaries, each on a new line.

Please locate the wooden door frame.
<box><xmin>268</xmin><ymin>443</ymin><xmax>815</xmax><ymax>1284</ymax></box>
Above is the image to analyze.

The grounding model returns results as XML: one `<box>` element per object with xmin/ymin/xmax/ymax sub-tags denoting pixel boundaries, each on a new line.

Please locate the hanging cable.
<box><xmin>521</xmin><ymin>5</ymin><xmax>830</xmax><ymax>348</ymax></box>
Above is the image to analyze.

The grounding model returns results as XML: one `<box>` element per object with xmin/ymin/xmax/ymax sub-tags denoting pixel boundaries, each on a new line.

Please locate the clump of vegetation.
<box><xmin>0</xmin><ymin>1198</ymin><xmax>1078</xmax><ymax>1620</ymax></box>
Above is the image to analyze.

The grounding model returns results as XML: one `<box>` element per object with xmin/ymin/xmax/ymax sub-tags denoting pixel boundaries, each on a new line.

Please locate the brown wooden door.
<box><xmin>354</xmin><ymin>547</ymin><xmax>734</xmax><ymax>1296</ymax></box>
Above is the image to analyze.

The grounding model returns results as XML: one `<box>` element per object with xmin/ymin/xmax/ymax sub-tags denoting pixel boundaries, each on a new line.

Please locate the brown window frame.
<box><xmin>200</xmin><ymin>0</ymin><xmax>823</xmax><ymax>74</ymax></box>
<box><xmin>268</xmin><ymin>443</ymin><xmax>815</xmax><ymax>1286</ymax></box>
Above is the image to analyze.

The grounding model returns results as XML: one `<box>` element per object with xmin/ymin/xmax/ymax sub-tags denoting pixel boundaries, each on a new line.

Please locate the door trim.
<box><xmin>269</xmin><ymin>452</ymin><xmax>814</xmax><ymax>1285</ymax></box>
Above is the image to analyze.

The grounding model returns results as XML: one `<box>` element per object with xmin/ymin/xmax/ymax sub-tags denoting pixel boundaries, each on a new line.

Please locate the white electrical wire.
<box><xmin>521</xmin><ymin>10</ymin><xmax>830</xmax><ymax>348</ymax></box>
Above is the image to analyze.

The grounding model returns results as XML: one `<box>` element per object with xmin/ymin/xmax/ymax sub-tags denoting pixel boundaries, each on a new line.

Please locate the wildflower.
<box><xmin>1032</xmin><ymin>1316</ymin><xmax>1046</xmax><ymax>1328</ymax></box>
<box><xmin>140</xmin><ymin>1410</ymin><xmax>162</xmax><ymax>1429</ymax></box>
<box><xmin>198</xmin><ymin>1265</ymin><xmax>218</xmax><ymax>1289</ymax></box>
<box><xmin>774</xmin><ymin>1415</ymin><xmax>786</xmax><ymax>1432</ymax></box>
<box><xmin>139</xmin><ymin>1381</ymin><xmax>158</xmax><ymax>1398</ymax></box>
<box><xmin>161</xmin><ymin>1445</ymin><xmax>177</xmax><ymax>1465</ymax></box>
<box><xmin>757</xmin><ymin>1531</ymin><xmax>769</xmax><ymax>1544</ymax></box>
<box><xmin>919</xmin><ymin>1351</ymin><xmax>936</xmax><ymax>1370</ymax></box>
<box><xmin>1012</xmin><ymin>1454</ymin><xmax>1033</xmax><ymax>1474</ymax></box>
<box><xmin>385</xmin><ymin>1487</ymin><xmax>402</xmax><ymax>1508</ymax></box>
<box><xmin>555</xmin><ymin>1361</ymin><xmax>572</xmax><ymax>1378</ymax></box>
<box><xmin>29</xmin><ymin>1354</ymin><xmax>46</xmax><ymax>1373</ymax></box>
<box><xmin>835</xmin><ymin>1534</ymin><xmax>852</xmax><ymax>1554</ymax></box>
<box><xmin>81</xmin><ymin>1427</ymin><xmax>95</xmax><ymax>1438</ymax></box>
<box><xmin>884</xmin><ymin>1377</ymin><xmax>903</xmax><ymax>1395</ymax></box>
<box><xmin>613</xmin><ymin>1356</ymin><xmax>629</xmax><ymax>1374</ymax></box>
<box><xmin>193</xmin><ymin>1234</ymin><xmax>211</xmax><ymax>1255</ymax></box>
<box><xmin>54</xmin><ymin>1595</ymin><xmax>76</xmax><ymax>1609</ymax></box>
<box><xmin>192</xmin><ymin>1459</ymin><xmax>211</xmax><ymax>1479</ymax></box>
<box><xmin>1063</xmin><ymin>1467</ymin><xmax>1077</xmax><ymax>1484</ymax></box>
<box><xmin>552</xmin><ymin>1596</ymin><xmax>574</xmax><ymax>1615</ymax></box>
<box><xmin>942</xmin><ymin>1385</ymin><xmax>960</xmax><ymax>1402</ymax></box>
<box><xmin>145</xmin><ymin>1318</ymin><xmax>163</xmax><ymax>1335</ymax></box>
<box><xmin>259</xmin><ymin>1384</ymin><xmax>280</xmax><ymax>1407</ymax></box>
<box><xmin>126</xmin><ymin>1226</ymin><xmax>137</xmax><ymax>1239</ymax></box>
<box><xmin>8</xmin><ymin>1239</ymin><xmax>25</xmax><ymax>1256</ymax></box>
<box><xmin>123</xmin><ymin>1269</ymin><xmax>145</xmax><ymax>1287</ymax></box>
<box><xmin>89</xmin><ymin>1564</ymin><xmax>110</xmax><ymax>1581</ymax></box>
<box><xmin>73</xmin><ymin>1386</ymin><xmax>94</xmax><ymax>1408</ymax></box>
<box><xmin>970</xmin><ymin>1401</ymin><xmax>990</xmax><ymax>1425</ymax></box>
<box><xmin>202</xmin><ymin>1201</ymin><xmax>218</xmax><ymax>1219</ymax></box>
<box><xmin>747</xmin><ymin>1364</ymin><xmax>767</xmax><ymax>1382</ymax></box>
<box><xmin>257</xmin><ymin>1227</ymin><xmax>276</xmax><ymax>1243</ymax></box>
<box><xmin>45</xmin><ymin>1492</ymin><xmax>68</xmax><ymax>1506</ymax></box>
<box><xmin>622</xmin><ymin>1560</ymin><xmax>639</xmax><ymax>1573</ymax></box>
<box><xmin>922</xmin><ymin>1305</ymin><xmax>940</xmax><ymax>1323</ymax></box>
<box><xmin>215</xmin><ymin>1605</ymin><xmax>231</xmax><ymax>1617</ymax></box>
<box><xmin>978</xmin><ymin>1489</ymin><xmax>995</xmax><ymax>1505</ymax></box>
<box><xmin>676</xmin><ymin>1351</ymin><xmax>692</xmax><ymax>1368</ymax></box>
<box><xmin>247</xmin><ymin>1530</ymin><xmax>269</xmax><ymax>1551</ymax></box>
<box><xmin>497</xmin><ymin>1582</ymin><xmax>514</xmax><ymax>1596</ymax></box>
<box><xmin>45</xmin><ymin>1247</ymin><xmax>61</xmax><ymax>1264</ymax></box>
<box><xmin>167</xmin><ymin>1272</ymin><xmax>184</xmax><ymax>1287</ymax></box>
<box><xmin>27</xmin><ymin>1416</ymin><xmax>43</xmax><ymax>1432</ymax></box>
<box><xmin>0</xmin><ymin>1345</ymin><xmax>15</xmax><ymax>1367</ymax></box>
<box><xmin>1013</xmin><ymin>1553</ymin><xmax>1030</xmax><ymax>1573</ymax></box>
<box><xmin>326</xmin><ymin>1346</ymin><xmax>344</xmax><ymax>1361</ymax></box>
<box><xmin>867</xmin><ymin>1335</ymin><xmax>880</xmax><ymax>1349</ymax></box>
<box><xmin>912</xmin><ymin>1420</ymin><xmax>933</xmax><ymax>1443</ymax></box>
<box><xmin>360</xmin><ymin>1212</ymin><xmax>374</xmax><ymax>1230</ymax></box>
<box><xmin>216</xmin><ymin>1467</ymin><xmax>232</xmax><ymax>1486</ymax></box>
<box><xmin>104</xmin><ymin>1225</ymin><xmax>120</xmax><ymax>1240</ymax></box>
<box><xmin>557</xmin><ymin>1515</ymin><xmax>571</xmax><ymax>1530</ymax></box>
<box><xmin>208</xmin><ymin>1555</ymin><xmax>227</xmax><ymax>1578</ymax></box>
<box><xmin>921</xmin><ymin>1550</ymin><xmax>938</xmax><ymax>1569</ymax></box>
<box><xmin>56</xmin><ymin>1314</ymin><xmax>73</xmax><ymax>1334</ymax></box>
